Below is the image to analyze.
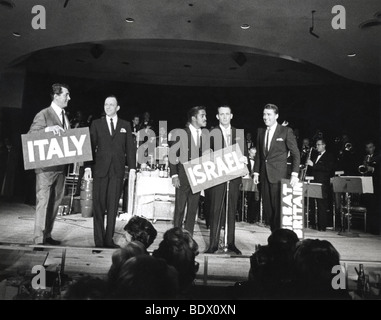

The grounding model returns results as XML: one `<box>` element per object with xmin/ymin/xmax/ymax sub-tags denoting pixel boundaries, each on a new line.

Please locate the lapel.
<box><xmin>113</xmin><ymin>119</ymin><xmax>122</xmax><ymax>138</ymax></box>
<box><xmin>316</xmin><ymin>152</ymin><xmax>326</xmax><ymax>164</ymax></box>
<box><xmin>48</xmin><ymin>106</ymin><xmax>62</xmax><ymax>127</ymax></box>
<box><xmin>267</xmin><ymin>123</ymin><xmax>281</xmax><ymax>155</ymax></box>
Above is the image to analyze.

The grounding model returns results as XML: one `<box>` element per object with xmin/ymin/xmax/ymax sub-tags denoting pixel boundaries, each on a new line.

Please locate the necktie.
<box><xmin>265</xmin><ymin>128</ymin><xmax>270</xmax><ymax>155</ymax></box>
<box><xmin>61</xmin><ymin>110</ymin><xmax>66</xmax><ymax>129</ymax></box>
<box><xmin>110</xmin><ymin>118</ymin><xmax>115</xmax><ymax>136</ymax></box>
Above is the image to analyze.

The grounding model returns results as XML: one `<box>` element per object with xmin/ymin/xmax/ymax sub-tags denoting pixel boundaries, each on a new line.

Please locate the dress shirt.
<box><xmin>315</xmin><ymin>150</ymin><xmax>326</xmax><ymax>164</ymax></box>
<box><xmin>219</xmin><ymin>124</ymin><xmax>232</xmax><ymax>146</ymax></box>
<box><xmin>264</xmin><ymin>122</ymin><xmax>277</xmax><ymax>151</ymax></box>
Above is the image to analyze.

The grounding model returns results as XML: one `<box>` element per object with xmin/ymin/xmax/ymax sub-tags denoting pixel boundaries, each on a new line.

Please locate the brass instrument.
<box><xmin>358</xmin><ymin>155</ymin><xmax>371</xmax><ymax>175</ymax></box>
<box><xmin>299</xmin><ymin>147</ymin><xmax>314</xmax><ymax>181</ymax></box>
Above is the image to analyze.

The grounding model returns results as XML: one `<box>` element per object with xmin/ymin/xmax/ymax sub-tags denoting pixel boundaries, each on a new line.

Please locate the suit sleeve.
<box><xmin>87</xmin><ymin>120</ymin><xmax>98</xmax><ymax>168</ymax></box>
<box><xmin>28</xmin><ymin>110</ymin><xmax>47</xmax><ymax>133</ymax></box>
<box><xmin>253</xmin><ymin>129</ymin><xmax>261</xmax><ymax>174</ymax></box>
<box><xmin>169</xmin><ymin>133</ymin><xmax>181</xmax><ymax>177</ymax></box>
<box><xmin>125</xmin><ymin>122</ymin><xmax>136</xmax><ymax>170</ymax></box>
<box><xmin>286</xmin><ymin>127</ymin><xmax>300</xmax><ymax>174</ymax></box>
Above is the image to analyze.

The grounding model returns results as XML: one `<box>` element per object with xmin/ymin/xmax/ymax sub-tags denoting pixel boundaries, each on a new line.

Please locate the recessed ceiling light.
<box><xmin>0</xmin><ymin>1</ymin><xmax>15</xmax><ymax>9</ymax></box>
<box><xmin>347</xmin><ymin>53</ymin><xmax>356</xmax><ymax>57</ymax></box>
<box><xmin>187</xmin><ymin>20</ymin><xmax>192</xmax><ymax>23</ymax></box>
<box><xmin>76</xmin><ymin>59</ymin><xmax>85</xmax><ymax>63</ymax></box>
<box><xmin>125</xmin><ymin>18</ymin><xmax>135</xmax><ymax>23</ymax></box>
<box><xmin>229</xmin><ymin>67</ymin><xmax>237</xmax><ymax>70</ymax></box>
<box><xmin>184</xmin><ymin>64</ymin><xmax>192</xmax><ymax>68</ymax></box>
<box><xmin>122</xmin><ymin>61</ymin><xmax>130</xmax><ymax>65</ymax></box>
<box><xmin>241</xmin><ymin>24</ymin><xmax>250</xmax><ymax>30</ymax></box>
<box><xmin>12</xmin><ymin>32</ymin><xmax>21</xmax><ymax>37</ymax></box>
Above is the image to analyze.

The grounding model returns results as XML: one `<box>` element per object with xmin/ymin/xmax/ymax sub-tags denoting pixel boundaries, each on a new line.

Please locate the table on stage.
<box><xmin>130</xmin><ymin>172</ymin><xmax>176</xmax><ymax>222</ymax></box>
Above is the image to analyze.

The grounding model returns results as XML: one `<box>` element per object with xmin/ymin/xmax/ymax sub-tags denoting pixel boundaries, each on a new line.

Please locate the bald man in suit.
<box><xmin>28</xmin><ymin>83</ymin><xmax>71</xmax><ymax>245</ymax></box>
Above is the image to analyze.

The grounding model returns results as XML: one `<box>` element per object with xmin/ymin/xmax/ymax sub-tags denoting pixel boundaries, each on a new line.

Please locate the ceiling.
<box><xmin>0</xmin><ymin>0</ymin><xmax>380</xmax><ymax>87</ymax></box>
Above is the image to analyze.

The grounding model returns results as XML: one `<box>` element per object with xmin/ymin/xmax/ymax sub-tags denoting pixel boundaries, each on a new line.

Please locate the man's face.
<box><xmin>104</xmin><ymin>97</ymin><xmax>119</xmax><ymax>117</ymax></box>
<box><xmin>263</xmin><ymin>108</ymin><xmax>278</xmax><ymax>127</ymax></box>
<box><xmin>193</xmin><ymin>110</ymin><xmax>207</xmax><ymax>128</ymax></box>
<box><xmin>366</xmin><ymin>143</ymin><xmax>375</xmax><ymax>155</ymax></box>
<box><xmin>246</xmin><ymin>133</ymin><xmax>252</xmax><ymax>140</ymax></box>
<box><xmin>303</xmin><ymin>139</ymin><xmax>310</xmax><ymax>147</ymax></box>
<box><xmin>316</xmin><ymin>140</ymin><xmax>326</xmax><ymax>153</ymax></box>
<box><xmin>216</xmin><ymin>107</ymin><xmax>233</xmax><ymax>126</ymax></box>
<box><xmin>54</xmin><ymin>87</ymin><xmax>70</xmax><ymax>108</ymax></box>
<box><xmin>249</xmin><ymin>148</ymin><xmax>256</xmax><ymax>159</ymax></box>
<box><xmin>133</xmin><ymin>117</ymin><xmax>140</xmax><ymax>126</ymax></box>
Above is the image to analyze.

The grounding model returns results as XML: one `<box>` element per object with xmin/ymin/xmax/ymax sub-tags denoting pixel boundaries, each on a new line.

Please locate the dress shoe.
<box><xmin>45</xmin><ymin>237</ymin><xmax>61</xmax><ymax>245</ymax></box>
<box><xmin>204</xmin><ymin>247</ymin><xmax>218</xmax><ymax>254</ymax></box>
<box><xmin>227</xmin><ymin>245</ymin><xmax>242</xmax><ymax>255</ymax></box>
<box><xmin>105</xmin><ymin>242</ymin><xmax>120</xmax><ymax>249</ymax></box>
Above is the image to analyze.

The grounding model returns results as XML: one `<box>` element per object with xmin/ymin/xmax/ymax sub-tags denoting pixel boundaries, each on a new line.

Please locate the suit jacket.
<box><xmin>311</xmin><ymin>151</ymin><xmax>336</xmax><ymax>185</ymax></box>
<box><xmin>90</xmin><ymin>117</ymin><xmax>136</xmax><ymax>178</ymax></box>
<box><xmin>169</xmin><ymin>126</ymin><xmax>205</xmax><ymax>187</ymax></box>
<box><xmin>28</xmin><ymin>105</ymin><xmax>71</xmax><ymax>173</ymax></box>
<box><xmin>210</xmin><ymin>126</ymin><xmax>248</xmax><ymax>186</ymax></box>
<box><xmin>254</xmin><ymin>124</ymin><xmax>300</xmax><ymax>184</ymax></box>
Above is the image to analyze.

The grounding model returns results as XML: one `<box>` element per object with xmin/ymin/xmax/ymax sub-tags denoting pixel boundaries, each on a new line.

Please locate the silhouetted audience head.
<box><xmin>110</xmin><ymin>255</ymin><xmax>179</xmax><ymax>300</ymax></box>
<box><xmin>124</xmin><ymin>216</ymin><xmax>157</xmax><ymax>250</ymax></box>
<box><xmin>153</xmin><ymin>227</ymin><xmax>199</xmax><ymax>292</ymax></box>
<box><xmin>107</xmin><ymin>241</ymin><xmax>146</xmax><ymax>289</ymax></box>
<box><xmin>293</xmin><ymin>239</ymin><xmax>349</xmax><ymax>299</ymax></box>
<box><xmin>64</xmin><ymin>276</ymin><xmax>107</xmax><ymax>300</ymax></box>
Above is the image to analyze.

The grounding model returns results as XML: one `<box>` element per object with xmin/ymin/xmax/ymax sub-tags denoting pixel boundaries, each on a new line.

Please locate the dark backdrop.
<box><xmin>0</xmin><ymin>72</ymin><xmax>380</xmax><ymax>200</ymax></box>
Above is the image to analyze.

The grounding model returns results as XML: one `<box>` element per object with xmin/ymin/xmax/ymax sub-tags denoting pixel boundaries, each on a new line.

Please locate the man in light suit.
<box><xmin>205</xmin><ymin>105</ymin><xmax>247</xmax><ymax>255</ymax></box>
<box><xmin>254</xmin><ymin>104</ymin><xmax>300</xmax><ymax>232</ymax></box>
<box><xmin>90</xmin><ymin>95</ymin><xmax>136</xmax><ymax>248</ymax></box>
<box><xmin>28</xmin><ymin>83</ymin><xmax>71</xmax><ymax>245</ymax></box>
<box><xmin>169</xmin><ymin>106</ymin><xmax>207</xmax><ymax>235</ymax></box>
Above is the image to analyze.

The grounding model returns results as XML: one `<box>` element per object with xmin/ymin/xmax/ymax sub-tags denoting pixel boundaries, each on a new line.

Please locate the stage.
<box><xmin>0</xmin><ymin>200</ymin><xmax>381</xmax><ymax>293</ymax></box>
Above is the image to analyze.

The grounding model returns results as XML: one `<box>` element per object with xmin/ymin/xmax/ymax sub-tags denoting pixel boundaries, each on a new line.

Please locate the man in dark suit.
<box><xmin>169</xmin><ymin>106</ymin><xmax>207</xmax><ymax>235</ymax></box>
<box><xmin>205</xmin><ymin>105</ymin><xmax>247</xmax><ymax>255</ymax></box>
<box><xmin>254</xmin><ymin>104</ymin><xmax>300</xmax><ymax>232</ymax></box>
<box><xmin>28</xmin><ymin>83</ymin><xmax>71</xmax><ymax>245</ymax></box>
<box><xmin>246</xmin><ymin>147</ymin><xmax>260</xmax><ymax>223</ymax></box>
<box><xmin>90</xmin><ymin>95</ymin><xmax>136</xmax><ymax>248</ymax></box>
<box><xmin>307</xmin><ymin>139</ymin><xmax>336</xmax><ymax>231</ymax></box>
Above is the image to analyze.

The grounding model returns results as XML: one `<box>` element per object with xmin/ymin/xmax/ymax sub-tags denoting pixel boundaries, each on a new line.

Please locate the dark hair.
<box><xmin>316</xmin><ymin>138</ymin><xmax>327</xmax><ymax>146</ymax></box>
<box><xmin>105</xmin><ymin>94</ymin><xmax>118</xmax><ymax>105</ymax></box>
<box><xmin>153</xmin><ymin>227</ymin><xmax>199</xmax><ymax>292</ymax></box>
<box><xmin>264</xmin><ymin>103</ymin><xmax>279</xmax><ymax>114</ymax></box>
<box><xmin>217</xmin><ymin>105</ymin><xmax>232</xmax><ymax>113</ymax></box>
<box><xmin>268</xmin><ymin>228</ymin><xmax>299</xmax><ymax>249</ymax></box>
<box><xmin>365</xmin><ymin>140</ymin><xmax>375</xmax><ymax>147</ymax></box>
<box><xmin>64</xmin><ymin>276</ymin><xmax>107</xmax><ymax>300</ymax></box>
<box><xmin>110</xmin><ymin>255</ymin><xmax>179</xmax><ymax>299</ymax></box>
<box><xmin>50</xmin><ymin>83</ymin><xmax>69</xmax><ymax>100</ymax></box>
<box><xmin>187</xmin><ymin>106</ymin><xmax>206</xmax><ymax>123</ymax></box>
<box><xmin>124</xmin><ymin>216</ymin><xmax>157</xmax><ymax>249</ymax></box>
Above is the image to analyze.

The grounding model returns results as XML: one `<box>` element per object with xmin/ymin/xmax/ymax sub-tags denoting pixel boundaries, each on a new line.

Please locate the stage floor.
<box><xmin>0</xmin><ymin>201</ymin><xmax>381</xmax><ymax>287</ymax></box>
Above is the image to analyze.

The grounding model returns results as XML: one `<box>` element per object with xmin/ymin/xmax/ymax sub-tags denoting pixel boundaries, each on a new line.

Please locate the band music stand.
<box><xmin>303</xmin><ymin>177</ymin><xmax>323</xmax><ymax>229</ymax></box>
<box><xmin>332</xmin><ymin>176</ymin><xmax>373</xmax><ymax>237</ymax></box>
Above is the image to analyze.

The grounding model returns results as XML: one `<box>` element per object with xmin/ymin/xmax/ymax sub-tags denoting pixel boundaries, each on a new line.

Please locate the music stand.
<box><xmin>303</xmin><ymin>177</ymin><xmax>323</xmax><ymax>229</ymax></box>
<box><xmin>332</xmin><ymin>176</ymin><xmax>373</xmax><ymax>237</ymax></box>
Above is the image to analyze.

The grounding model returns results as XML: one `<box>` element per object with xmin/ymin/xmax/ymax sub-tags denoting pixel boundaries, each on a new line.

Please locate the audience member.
<box><xmin>123</xmin><ymin>215</ymin><xmax>158</xmax><ymax>250</ymax></box>
<box><xmin>64</xmin><ymin>276</ymin><xmax>107</xmax><ymax>300</ymax></box>
<box><xmin>153</xmin><ymin>227</ymin><xmax>199</xmax><ymax>294</ymax></box>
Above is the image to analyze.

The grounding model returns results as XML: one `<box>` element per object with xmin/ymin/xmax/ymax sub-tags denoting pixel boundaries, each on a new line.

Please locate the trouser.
<box><xmin>93</xmin><ymin>175</ymin><xmax>123</xmax><ymax>247</ymax></box>
<box><xmin>34</xmin><ymin>171</ymin><xmax>65</xmax><ymax>244</ymax></box>
<box><xmin>173</xmin><ymin>183</ymin><xmax>200</xmax><ymax>236</ymax></box>
<box><xmin>208</xmin><ymin>181</ymin><xmax>240</xmax><ymax>249</ymax></box>
<box><xmin>261</xmin><ymin>176</ymin><xmax>281</xmax><ymax>232</ymax></box>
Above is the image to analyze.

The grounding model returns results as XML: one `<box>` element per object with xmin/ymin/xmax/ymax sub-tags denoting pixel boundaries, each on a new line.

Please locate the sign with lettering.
<box><xmin>183</xmin><ymin>144</ymin><xmax>248</xmax><ymax>194</ymax></box>
<box><xmin>281</xmin><ymin>179</ymin><xmax>304</xmax><ymax>239</ymax></box>
<box><xmin>21</xmin><ymin>127</ymin><xmax>93</xmax><ymax>170</ymax></box>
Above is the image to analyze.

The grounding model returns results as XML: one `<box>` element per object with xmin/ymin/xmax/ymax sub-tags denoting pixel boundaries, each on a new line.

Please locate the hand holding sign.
<box><xmin>45</xmin><ymin>125</ymin><xmax>65</xmax><ymax>135</ymax></box>
<box><xmin>172</xmin><ymin>176</ymin><xmax>180</xmax><ymax>188</ymax></box>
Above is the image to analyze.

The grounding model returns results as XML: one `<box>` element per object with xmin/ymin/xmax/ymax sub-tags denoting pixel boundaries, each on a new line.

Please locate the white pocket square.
<box><xmin>120</xmin><ymin>128</ymin><xmax>127</xmax><ymax>133</ymax></box>
<box><xmin>276</xmin><ymin>138</ymin><xmax>284</xmax><ymax>141</ymax></box>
